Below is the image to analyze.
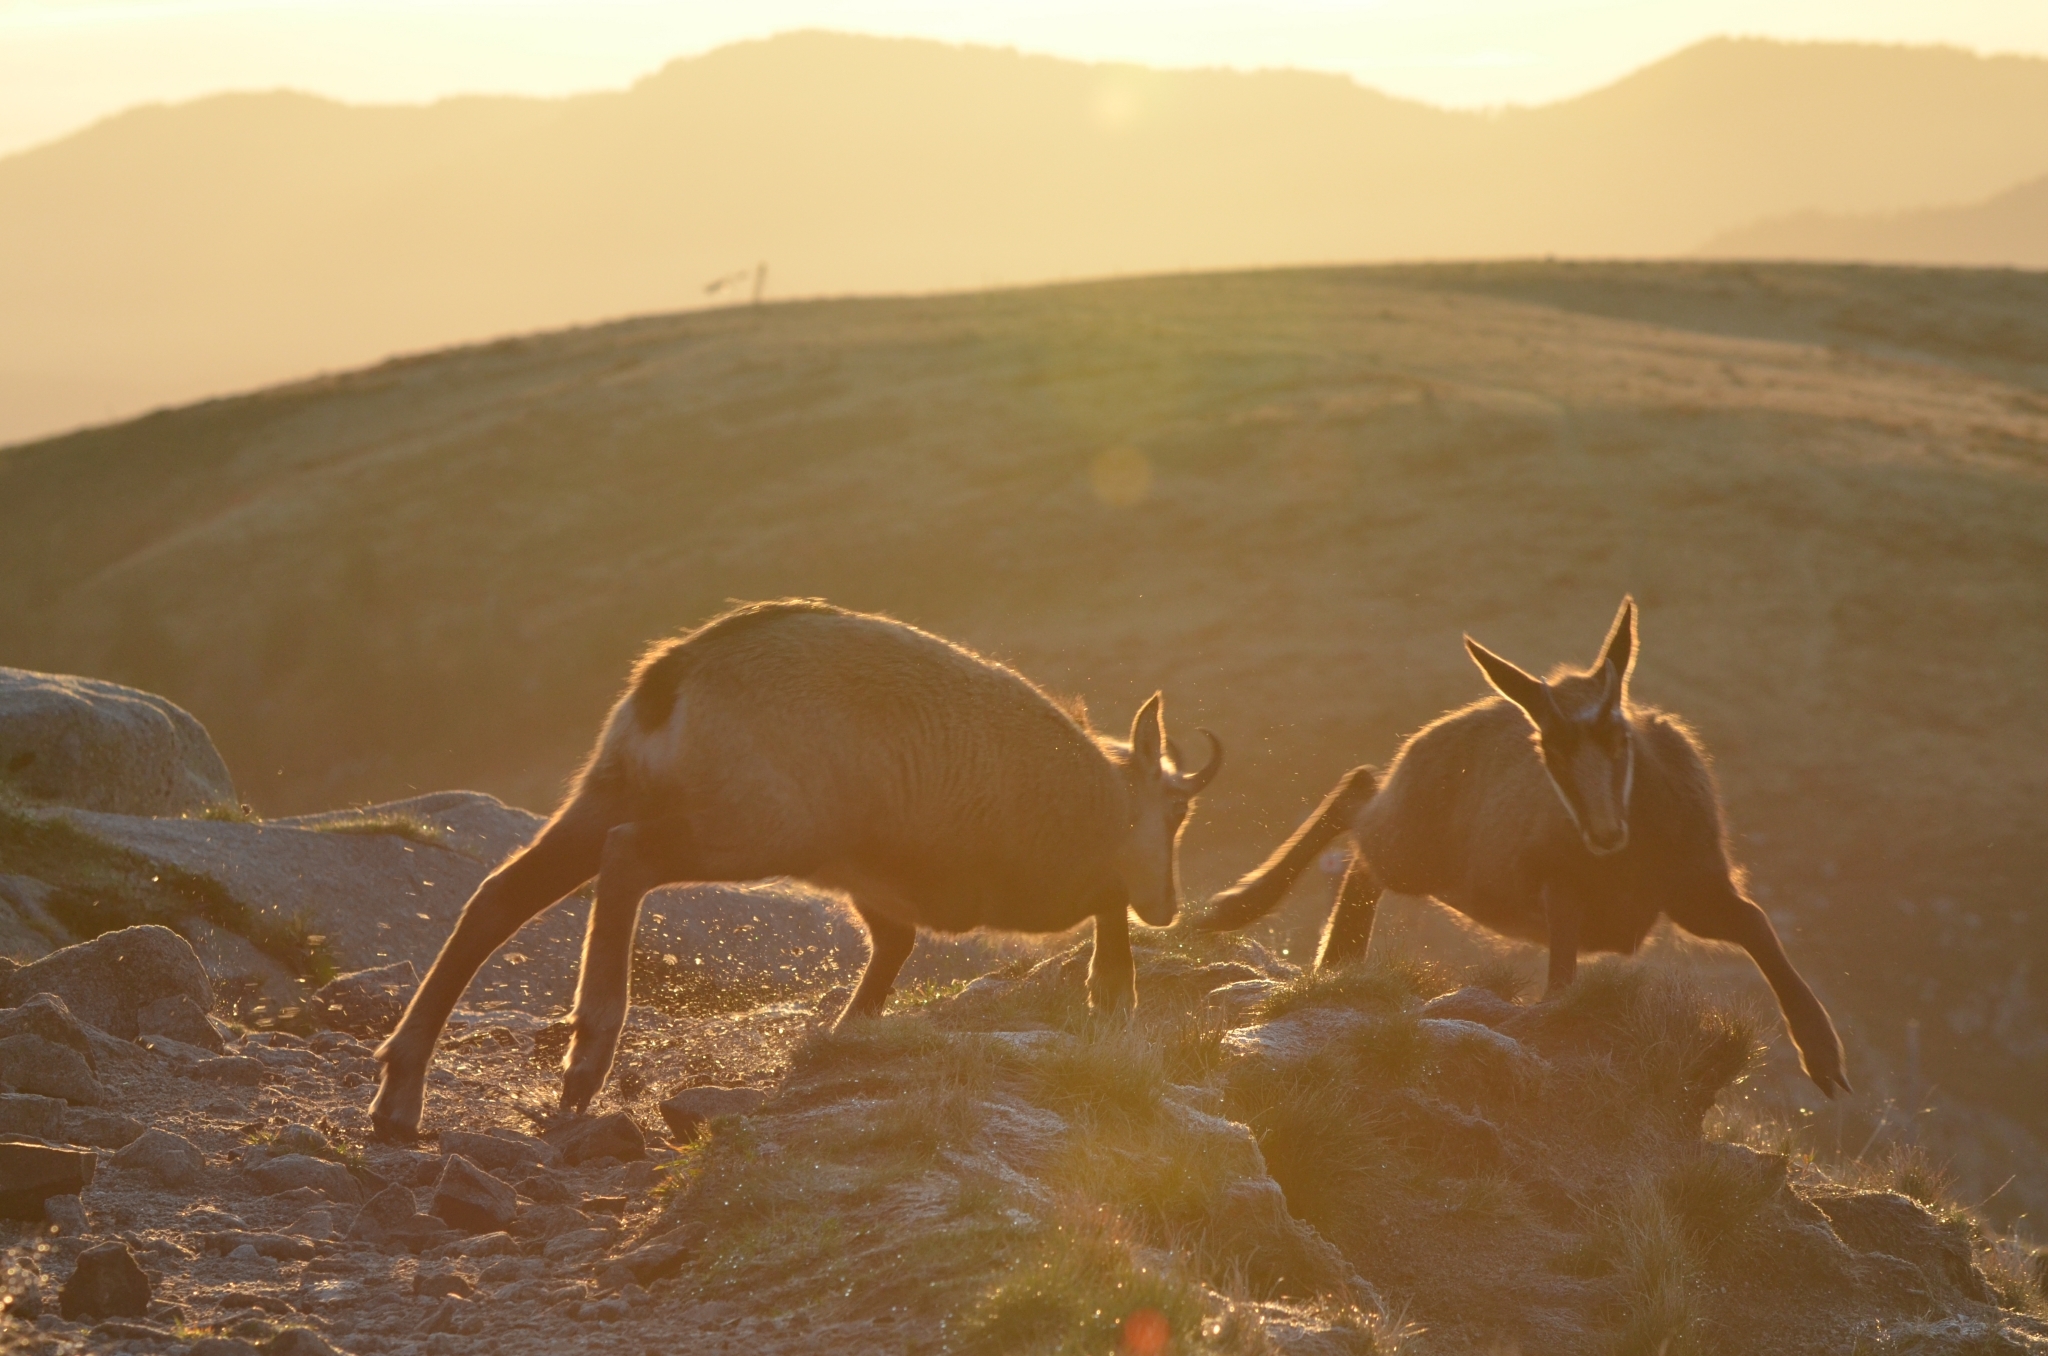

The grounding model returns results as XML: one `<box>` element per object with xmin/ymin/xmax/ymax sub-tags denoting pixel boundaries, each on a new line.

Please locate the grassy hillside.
<box><xmin>2</xmin><ymin>260</ymin><xmax>2045</xmax><ymax>1156</ymax></box>
<box><xmin>11</xmin><ymin>33</ymin><xmax>2048</xmax><ymax>443</ymax></box>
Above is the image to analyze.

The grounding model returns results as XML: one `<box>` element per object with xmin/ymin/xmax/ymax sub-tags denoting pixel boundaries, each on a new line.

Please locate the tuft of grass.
<box><xmin>1549</xmin><ymin>961</ymin><xmax>1759</xmax><ymax>1118</ymax></box>
<box><xmin>1251</xmin><ymin>954</ymin><xmax>1449</xmax><ymax>1023</ymax></box>
<box><xmin>1469</xmin><ymin>953</ymin><xmax>1531</xmax><ymax>1002</ymax></box>
<box><xmin>1847</xmin><ymin>1141</ymin><xmax>1958</xmax><ymax>1216</ymax></box>
<box><xmin>956</xmin><ymin>1207</ymin><xmax>1249</xmax><ymax>1356</ymax></box>
<box><xmin>1439</xmin><ymin>1170</ymin><xmax>1528</xmax><ymax>1222</ymax></box>
<box><xmin>1222</xmin><ymin>1012</ymin><xmax>1438</xmax><ymax>1240</ymax></box>
<box><xmin>1837</xmin><ymin>1141</ymin><xmax>2048</xmax><ymax>1318</ymax></box>
<box><xmin>1657</xmin><ymin>1149</ymin><xmax>1784</xmax><ymax>1254</ymax></box>
<box><xmin>1977</xmin><ymin>1235</ymin><xmax>2048</xmax><ymax>1317</ymax></box>
<box><xmin>1030</xmin><ymin>1025</ymin><xmax>1171</xmax><ymax>1132</ymax></box>
<box><xmin>1564</xmin><ymin>1151</ymin><xmax>1781</xmax><ymax>1353</ymax></box>
<box><xmin>1608</xmin><ymin>1176</ymin><xmax>1702</xmax><ymax>1356</ymax></box>
<box><xmin>0</xmin><ymin>799</ymin><xmax>335</xmax><ymax>984</ymax></box>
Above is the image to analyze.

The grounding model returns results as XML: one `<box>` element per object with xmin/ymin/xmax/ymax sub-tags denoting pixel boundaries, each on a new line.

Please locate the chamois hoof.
<box><xmin>1806</xmin><ymin>1065</ymin><xmax>1854</xmax><ymax>1099</ymax></box>
<box><xmin>367</xmin><ymin>1060</ymin><xmax>426</xmax><ymax>1141</ymax></box>
<box><xmin>1192</xmin><ymin>881</ymin><xmax>1280</xmax><ymax>932</ymax></box>
<box><xmin>367</xmin><ymin>1116</ymin><xmax>421</xmax><ymax>1144</ymax></box>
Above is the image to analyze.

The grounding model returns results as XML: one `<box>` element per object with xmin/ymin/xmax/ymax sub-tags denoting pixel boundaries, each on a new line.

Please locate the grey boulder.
<box><xmin>0</xmin><ymin>1138</ymin><xmax>96</xmax><ymax>1220</ymax></box>
<box><xmin>432</xmin><ymin>1155</ymin><xmax>518</xmax><ymax>1234</ymax></box>
<box><xmin>0</xmin><ymin>1091</ymin><xmax>67</xmax><ymax>1141</ymax></box>
<box><xmin>0</xmin><ymin>875</ymin><xmax>66</xmax><ymax>962</ymax></box>
<box><xmin>135</xmin><ymin>993</ymin><xmax>225</xmax><ymax>1053</ymax></box>
<box><xmin>0</xmin><ymin>666</ymin><xmax>235</xmax><ymax>817</ymax></box>
<box><xmin>0</xmin><ymin>1032</ymin><xmax>106</xmax><ymax>1105</ymax></box>
<box><xmin>543</xmin><ymin>1111</ymin><xmax>647</xmax><ymax>1165</ymax></box>
<box><xmin>0</xmin><ymin>992</ymin><xmax>98</xmax><ymax>1068</ymax></box>
<box><xmin>0</xmin><ymin>925</ymin><xmax>211</xmax><ymax>1039</ymax></box>
<box><xmin>245</xmin><ymin>1152</ymin><xmax>360</xmax><ymax>1203</ymax></box>
<box><xmin>58</xmin><ymin>1241</ymin><xmax>150</xmax><ymax>1320</ymax></box>
<box><xmin>61</xmin><ymin>1107</ymin><xmax>146</xmax><ymax>1149</ymax></box>
<box><xmin>658</xmin><ymin>1085</ymin><xmax>766</xmax><ymax>1141</ymax></box>
<box><xmin>438</xmin><ymin>1129</ymin><xmax>553</xmax><ymax>1176</ymax></box>
<box><xmin>112</xmin><ymin>1127</ymin><xmax>207</xmax><ymax>1188</ymax></box>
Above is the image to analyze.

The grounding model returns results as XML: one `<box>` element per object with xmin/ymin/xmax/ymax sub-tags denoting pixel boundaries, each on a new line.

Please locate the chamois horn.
<box><xmin>1165</xmin><ymin>728</ymin><xmax>1223</xmax><ymax>796</ymax></box>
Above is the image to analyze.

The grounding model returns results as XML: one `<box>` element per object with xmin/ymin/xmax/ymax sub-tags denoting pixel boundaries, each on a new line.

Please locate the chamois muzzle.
<box><xmin>1583</xmin><ymin>824</ymin><xmax>1630</xmax><ymax>857</ymax></box>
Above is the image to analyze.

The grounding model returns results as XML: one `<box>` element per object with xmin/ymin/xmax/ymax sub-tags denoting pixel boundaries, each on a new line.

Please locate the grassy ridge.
<box><xmin>0</xmin><ymin>260</ymin><xmax>2044</xmax><ymax>1148</ymax></box>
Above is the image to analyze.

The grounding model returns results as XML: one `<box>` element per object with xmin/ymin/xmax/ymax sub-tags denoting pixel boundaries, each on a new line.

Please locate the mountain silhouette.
<box><xmin>1704</xmin><ymin>171</ymin><xmax>2048</xmax><ymax>268</ymax></box>
<box><xmin>6</xmin><ymin>31</ymin><xmax>2048</xmax><ymax>444</ymax></box>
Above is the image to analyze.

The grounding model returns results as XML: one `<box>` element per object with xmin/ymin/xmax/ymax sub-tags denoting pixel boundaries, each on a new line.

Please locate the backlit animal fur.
<box><xmin>1196</xmin><ymin>598</ymin><xmax>1849</xmax><ymax>1098</ymax></box>
<box><xmin>370</xmin><ymin>600</ymin><xmax>1219</xmax><ymax>1138</ymax></box>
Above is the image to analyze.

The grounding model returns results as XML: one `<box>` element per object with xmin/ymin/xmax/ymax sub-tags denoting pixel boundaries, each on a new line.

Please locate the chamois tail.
<box><xmin>1195</xmin><ymin>765</ymin><xmax>1378</xmax><ymax>931</ymax></box>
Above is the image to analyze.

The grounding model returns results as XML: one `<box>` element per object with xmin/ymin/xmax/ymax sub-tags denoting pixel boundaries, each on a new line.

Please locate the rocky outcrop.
<box><xmin>111</xmin><ymin>1127</ymin><xmax>207</xmax><ymax>1188</ymax></box>
<box><xmin>657</xmin><ymin>1085</ymin><xmax>766</xmax><ymax>1141</ymax></box>
<box><xmin>545</xmin><ymin>1111</ymin><xmax>648</xmax><ymax>1166</ymax></box>
<box><xmin>0</xmin><ymin>667</ymin><xmax>235</xmax><ymax>817</ymax></box>
<box><xmin>0</xmin><ymin>1139</ymin><xmax>95</xmax><ymax>1220</ymax></box>
<box><xmin>0</xmin><ymin>925</ymin><xmax>211</xmax><ymax>1038</ymax></box>
<box><xmin>0</xmin><ymin>874</ymin><xmax>67</xmax><ymax>961</ymax></box>
<box><xmin>433</xmin><ymin>1155</ymin><xmax>519</xmax><ymax>1234</ymax></box>
<box><xmin>32</xmin><ymin>791</ymin><xmax>960</xmax><ymax>1010</ymax></box>
<box><xmin>57</xmin><ymin>1241</ymin><xmax>150</xmax><ymax>1320</ymax></box>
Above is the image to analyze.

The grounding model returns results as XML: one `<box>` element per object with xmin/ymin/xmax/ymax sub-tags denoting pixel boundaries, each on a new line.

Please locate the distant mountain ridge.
<box><xmin>1703</xmin><ymin>172</ymin><xmax>2048</xmax><ymax>268</ymax></box>
<box><xmin>6</xmin><ymin>31</ymin><xmax>2048</xmax><ymax>444</ymax></box>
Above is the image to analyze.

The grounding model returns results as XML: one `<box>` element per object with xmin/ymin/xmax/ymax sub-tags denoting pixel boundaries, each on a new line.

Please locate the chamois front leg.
<box><xmin>1087</xmin><ymin>905</ymin><xmax>1136</xmax><ymax>1015</ymax></box>
<box><xmin>559</xmin><ymin>822</ymin><xmax>673</xmax><ymax>1116</ymax></box>
<box><xmin>836</xmin><ymin>908</ymin><xmax>917</xmax><ymax>1029</ymax></box>
<box><xmin>372</xmin><ymin>807</ymin><xmax>606</xmax><ymax>1140</ymax></box>
<box><xmin>1541</xmin><ymin>884</ymin><xmax>1581</xmax><ymax>999</ymax></box>
<box><xmin>1314</xmin><ymin>844</ymin><xmax>1383</xmax><ymax>971</ymax></box>
<box><xmin>1678</xmin><ymin>884</ymin><xmax>1851</xmax><ymax>1098</ymax></box>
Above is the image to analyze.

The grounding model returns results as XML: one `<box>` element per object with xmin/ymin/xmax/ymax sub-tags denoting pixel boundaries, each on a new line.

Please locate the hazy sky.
<box><xmin>7</xmin><ymin>0</ymin><xmax>2048</xmax><ymax>157</ymax></box>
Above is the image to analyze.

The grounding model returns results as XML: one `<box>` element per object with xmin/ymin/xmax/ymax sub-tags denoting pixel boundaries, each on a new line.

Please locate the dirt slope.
<box><xmin>0</xmin><ymin>260</ymin><xmax>2044</xmax><ymax>1181</ymax></box>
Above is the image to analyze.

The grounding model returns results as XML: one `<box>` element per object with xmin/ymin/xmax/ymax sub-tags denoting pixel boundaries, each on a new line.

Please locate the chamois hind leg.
<box><xmin>1314</xmin><ymin>846</ymin><xmax>1383</xmax><ymax>970</ymax></box>
<box><xmin>1674</xmin><ymin>884</ymin><xmax>1851</xmax><ymax>1098</ymax></box>
<box><xmin>1540</xmin><ymin>883</ymin><xmax>1582</xmax><ymax>1000</ymax></box>
<box><xmin>559</xmin><ymin>818</ymin><xmax>727</xmax><ymax>1114</ymax></box>
<box><xmin>836</xmin><ymin>906</ymin><xmax>917</xmax><ymax>1029</ymax></box>
<box><xmin>1087</xmin><ymin>904</ymin><xmax>1136</xmax><ymax>1014</ymax></box>
<box><xmin>373</xmin><ymin>804</ymin><xmax>609</xmax><ymax>1139</ymax></box>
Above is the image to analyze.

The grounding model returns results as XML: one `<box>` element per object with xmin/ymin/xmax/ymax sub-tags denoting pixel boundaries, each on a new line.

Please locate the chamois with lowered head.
<box><xmin>1197</xmin><ymin>598</ymin><xmax>1848</xmax><ymax>1097</ymax></box>
<box><xmin>370</xmin><ymin>600</ymin><xmax>1220</xmax><ymax>1139</ymax></box>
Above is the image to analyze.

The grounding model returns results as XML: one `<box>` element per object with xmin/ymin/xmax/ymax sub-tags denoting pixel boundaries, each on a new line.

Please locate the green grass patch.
<box><xmin>0</xmin><ymin>797</ymin><xmax>335</xmax><ymax>985</ymax></box>
<box><xmin>1250</xmin><ymin>954</ymin><xmax>1450</xmax><ymax>1023</ymax></box>
<box><xmin>956</xmin><ymin>1208</ymin><xmax>1254</xmax><ymax>1356</ymax></box>
<box><xmin>1549</xmin><ymin>960</ymin><xmax>1759</xmax><ymax>1118</ymax></box>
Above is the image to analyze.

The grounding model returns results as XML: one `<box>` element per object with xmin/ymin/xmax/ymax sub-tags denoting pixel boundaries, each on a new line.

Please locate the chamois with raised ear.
<box><xmin>1196</xmin><ymin>598</ymin><xmax>1849</xmax><ymax>1098</ymax></box>
<box><xmin>369</xmin><ymin>600</ymin><xmax>1221</xmax><ymax>1139</ymax></box>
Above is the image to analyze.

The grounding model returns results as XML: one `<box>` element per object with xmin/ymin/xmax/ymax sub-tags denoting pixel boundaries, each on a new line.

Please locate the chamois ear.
<box><xmin>1594</xmin><ymin>659</ymin><xmax>1621</xmax><ymax>717</ymax></box>
<box><xmin>1128</xmin><ymin>692</ymin><xmax>1165</xmax><ymax>777</ymax></box>
<box><xmin>1598</xmin><ymin>596</ymin><xmax>1637</xmax><ymax>696</ymax></box>
<box><xmin>1467</xmin><ymin>637</ymin><xmax>1553</xmax><ymax>727</ymax></box>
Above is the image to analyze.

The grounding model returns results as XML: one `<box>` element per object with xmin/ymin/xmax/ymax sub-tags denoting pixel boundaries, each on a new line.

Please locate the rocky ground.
<box><xmin>5</xmin><ymin>670</ymin><xmax>2048</xmax><ymax>1354</ymax></box>
<box><xmin>5</xmin><ymin>917</ymin><xmax>2048</xmax><ymax>1356</ymax></box>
